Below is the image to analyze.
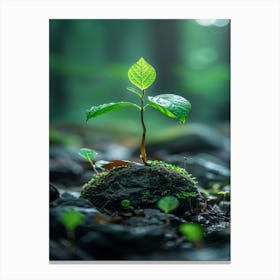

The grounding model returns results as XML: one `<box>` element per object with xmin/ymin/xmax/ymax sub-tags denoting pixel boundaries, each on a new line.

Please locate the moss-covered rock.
<box><xmin>80</xmin><ymin>162</ymin><xmax>204</xmax><ymax>215</ymax></box>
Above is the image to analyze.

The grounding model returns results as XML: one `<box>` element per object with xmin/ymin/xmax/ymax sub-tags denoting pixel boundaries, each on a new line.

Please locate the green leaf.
<box><xmin>126</xmin><ymin>86</ymin><xmax>143</xmax><ymax>98</ymax></box>
<box><xmin>79</xmin><ymin>148</ymin><xmax>97</xmax><ymax>162</ymax></box>
<box><xmin>157</xmin><ymin>196</ymin><xmax>179</xmax><ymax>213</ymax></box>
<box><xmin>179</xmin><ymin>223</ymin><xmax>204</xmax><ymax>242</ymax></box>
<box><xmin>147</xmin><ymin>94</ymin><xmax>191</xmax><ymax>123</ymax></box>
<box><xmin>61</xmin><ymin>210</ymin><xmax>85</xmax><ymax>230</ymax></box>
<box><xmin>120</xmin><ymin>199</ymin><xmax>131</xmax><ymax>208</ymax></box>
<box><xmin>128</xmin><ymin>57</ymin><xmax>156</xmax><ymax>90</ymax></box>
<box><xmin>86</xmin><ymin>102</ymin><xmax>140</xmax><ymax>121</ymax></box>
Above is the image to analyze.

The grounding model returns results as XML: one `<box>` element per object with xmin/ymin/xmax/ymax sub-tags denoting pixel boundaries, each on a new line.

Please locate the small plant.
<box><xmin>179</xmin><ymin>223</ymin><xmax>204</xmax><ymax>244</ymax></box>
<box><xmin>176</xmin><ymin>191</ymin><xmax>198</xmax><ymax>211</ymax></box>
<box><xmin>79</xmin><ymin>148</ymin><xmax>98</xmax><ymax>174</ymax></box>
<box><xmin>120</xmin><ymin>199</ymin><xmax>131</xmax><ymax>208</ymax></box>
<box><xmin>61</xmin><ymin>210</ymin><xmax>85</xmax><ymax>245</ymax></box>
<box><xmin>157</xmin><ymin>196</ymin><xmax>179</xmax><ymax>225</ymax></box>
<box><xmin>86</xmin><ymin>57</ymin><xmax>191</xmax><ymax>165</ymax></box>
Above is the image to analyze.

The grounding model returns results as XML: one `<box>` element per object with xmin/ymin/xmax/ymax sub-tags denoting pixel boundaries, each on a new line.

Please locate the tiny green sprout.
<box><xmin>79</xmin><ymin>148</ymin><xmax>98</xmax><ymax>174</ymax></box>
<box><xmin>157</xmin><ymin>196</ymin><xmax>179</xmax><ymax>225</ymax></box>
<box><xmin>86</xmin><ymin>58</ymin><xmax>191</xmax><ymax>165</ymax></box>
<box><xmin>179</xmin><ymin>223</ymin><xmax>204</xmax><ymax>243</ymax></box>
<box><xmin>61</xmin><ymin>210</ymin><xmax>85</xmax><ymax>245</ymax></box>
<box><xmin>120</xmin><ymin>199</ymin><xmax>131</xmax><ymax>208</ymax></box>
<box><xmin>62</xmin><ymin>210</ymin><xmax>85</xmax><ymax>230</ymax></box>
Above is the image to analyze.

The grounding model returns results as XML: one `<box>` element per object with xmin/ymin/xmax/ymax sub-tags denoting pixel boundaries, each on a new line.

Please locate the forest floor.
<box><xmin>49</xmin><ymin>123</ymin><xmax>230</xmax><ymax>261</ymax></box>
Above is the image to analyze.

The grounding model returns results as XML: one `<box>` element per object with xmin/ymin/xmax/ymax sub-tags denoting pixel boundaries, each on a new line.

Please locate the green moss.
<box><xmin>148</xmin><ymin>160</ymin><xmax>199</xmax><ymax>186</ymax></box>
<box><xmin>176</xmin><ymin>191</ymin><xmax>198</xmax><ymax>199</ymax></box>
<box><xmin>82</xmin><ymin>170</ymin><xmax>109</xmax><ymax>190</ymax></box>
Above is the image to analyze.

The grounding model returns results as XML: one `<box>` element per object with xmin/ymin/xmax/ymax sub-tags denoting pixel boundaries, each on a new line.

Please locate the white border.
<box><xmin>0</xmin><ymin>0</ymin><xmax>279</xmax><ymax>279</ymax></box>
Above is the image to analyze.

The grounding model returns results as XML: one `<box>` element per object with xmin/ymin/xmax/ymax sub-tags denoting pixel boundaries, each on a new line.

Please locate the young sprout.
<box><xmin>157</xmin><ymin>196</ymin><xmax>179</xmax><ymax>225</ymax></box>
<box><xmin>86</xmin><ymin>57</ymin><xmax>191</xmax><ymax>165</ymax></box>
<box><xmin>79</xmin><ymin>148</ymin><xmax>98</xmax><ymax>174</ymax></box>
<box><xmin>120</xmin><ymin>199</ymin><xmax>131</xmax><ymax>208</ymax></box>
<box><xmin>61</xmin><ymin>210</ymin><xmax>85</xmax><ymax>245</ymax></box>
<box><xmin>179</xmin><ymin>223</ymin><xmax>204</xmax><ymax>246</ymax></box>
<box><xmin>176</xmin><ymin>191</ymin><xmax>198</xmax><ymax>212</ymax></box>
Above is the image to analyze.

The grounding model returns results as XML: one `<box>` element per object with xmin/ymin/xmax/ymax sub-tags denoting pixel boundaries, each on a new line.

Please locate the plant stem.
<box><xmin>140</xmin><ymin>90</ymin><xmax>148</xmax><ymax>165</ymax></box>
<box><xmin>165</xmin><ymin>212</ymin><xmax>169</xmax><ymax>226</ymax></box>
<box><xmin>89</xmin><ymin>160</ymin><xmax>98</xmax><ymax>174</ymax></box>
<box><xmin>66</xmin><ymin>228</ymin><xmax>76</xmax><ymax>247</ymax></box>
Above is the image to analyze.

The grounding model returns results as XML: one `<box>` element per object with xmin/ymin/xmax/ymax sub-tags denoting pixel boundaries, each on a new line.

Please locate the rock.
<box><xmin>50</xmin><ymin>239</ymin><xmax>94</xmax><ymax>260</ymax></box>
<box><xmin>50</xmin><ymin>204</ymin><xmax>100</xmax><ymax>239</ymax></box>
<box><xmin>50</xmin><ymin>158</ymin><xmax>84</xmax><ymax>186</ymax></box>
<box><xmin>124</xmin><ymin>209</ymin><xmax>187</xmax><ymax>227</ymax></box>
<box><xmin>80</xmin><ymin>162</ymin><xmax>204</xmax><ymax>215</ymax></box>
<box><xmin>50</xmin><ymin>194</ymin><xmax>94</xmax><ymax>208</ymax></box>
<box><xmin>50</xmin><ymin>240</ymin><xmax>77</xmax><ymax>260</ymax></box>
<box><xmin>50</xmin><ymin>145</ymin><xmax>88</xmax><ymax>187</ymax></box>
<box><xmin>78</xmin><ymin>223</ymin><xmax>165</xmax><ymax>259</ymax></box>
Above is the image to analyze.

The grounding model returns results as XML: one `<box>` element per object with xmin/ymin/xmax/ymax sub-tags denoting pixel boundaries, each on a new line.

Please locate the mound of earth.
<box><xmin>80</xmin><ymin>162</ymin><xmax>205</xmax><ymax>216</ymax></box>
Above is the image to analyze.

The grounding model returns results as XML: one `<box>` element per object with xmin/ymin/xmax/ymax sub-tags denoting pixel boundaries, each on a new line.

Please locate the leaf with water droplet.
<box><xmin>148</xmin><ymin>94</ymin><xmax>191</xmax><ymax>123</ymax></box>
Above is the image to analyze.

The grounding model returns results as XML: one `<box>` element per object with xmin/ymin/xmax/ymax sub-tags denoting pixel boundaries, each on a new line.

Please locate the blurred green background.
<box><xmin>50</xmin><ymin>19</ymin><xmax>230</xmax><ymax>142</ymax></box>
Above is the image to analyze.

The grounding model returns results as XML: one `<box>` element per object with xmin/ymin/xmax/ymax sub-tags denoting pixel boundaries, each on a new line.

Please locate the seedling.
<box><xmin>120</xmin><ymin>199</ymin><xmax>131</xmax><ymax>208</ymax></box>
<box><xmin>61</xmin><ymin>210</ymin><xmax>85</xmax><ymax>245</ymax></box>
<box><xmin>176</xmin><ymin>191</ymin><xmax>198</xmax><ymax>211</ymax></box>
<box><xmin>157</xmin><ymin>196</ymin><xmax>179</xmax><ymax>225</ymax></box>
<box><xmin>179</xmin><ymin>223</ymin><xmax>204</xmax><ymax>245</ymax></box>
<box><xmin>79</xmin><ymin>148</ymin><xmax>98</xmax><ymax>174</ymax></box>
<box><xmin>86</xmin><ymin>57</ymin><xmax>191</xmax><ymax>165</ymax></box>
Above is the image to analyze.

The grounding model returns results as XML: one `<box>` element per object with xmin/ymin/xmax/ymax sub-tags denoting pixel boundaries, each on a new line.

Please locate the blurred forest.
<box><xmin>49</xmin><ymin>19</ymin><xmax>230</xmax><ymax>140</ymax></box>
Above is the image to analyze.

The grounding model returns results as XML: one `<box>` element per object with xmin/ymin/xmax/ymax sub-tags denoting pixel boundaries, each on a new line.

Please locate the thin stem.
<box><xmin>140</xmin><ymin>90</ymin><xmax>148</xmax><ymax>165</ymax></box>
<box><xmin>165</xmin><ymin>212</ymin><xmax>170</xmax><ymax>226</ymax></box>
<box><xmin>89</xmin><ymin>160</ymin><xmax>99</xmax><ymax>174</ymax></box>
<box><xmin>66</xmin><ymin>228</ymin><xmax>76</xmax><ymax>247</ymax></box>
